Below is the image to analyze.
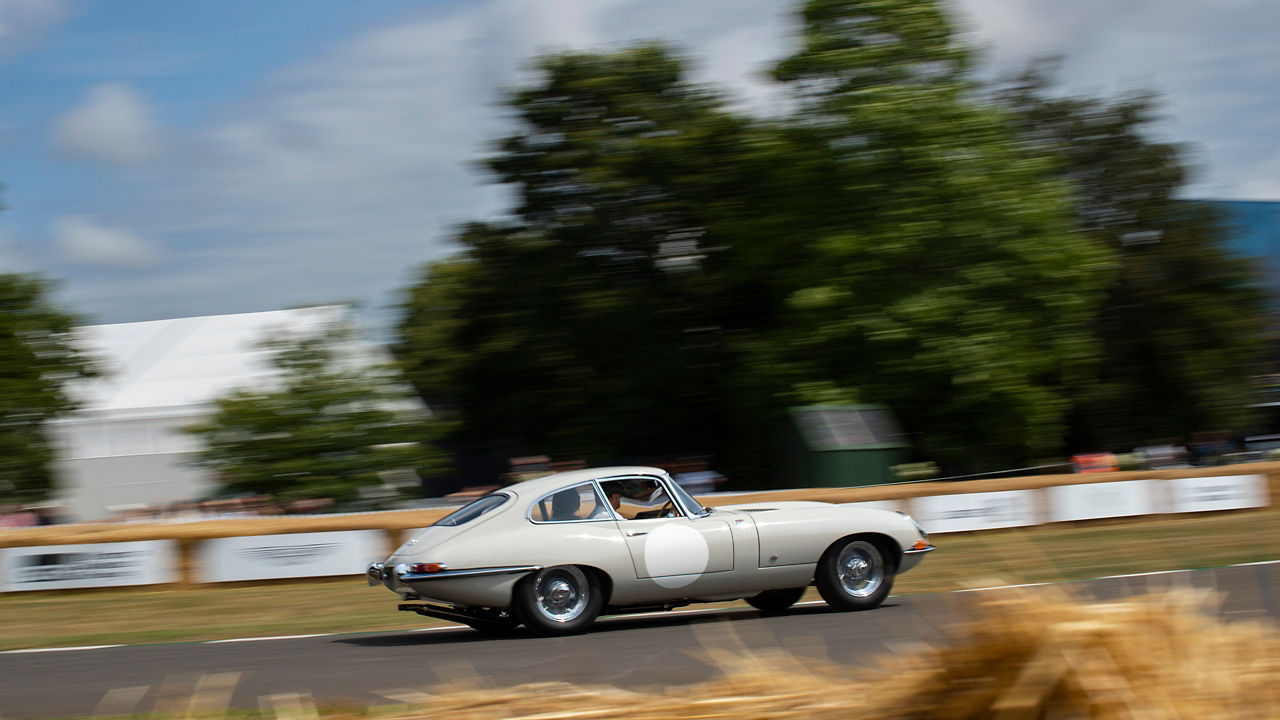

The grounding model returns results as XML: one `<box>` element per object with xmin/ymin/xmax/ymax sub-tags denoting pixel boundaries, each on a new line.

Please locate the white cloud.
<box><xmin>39</xmin><ymin>0</ymin><xmax>1280</xmax><ymax>329</ymax></box>
<box><xmin>1237</xmin><ymin>151</ymin><xmax>1280</xmax><ymax>201</ymax></box>
<box><xmin>127</xmin><ymin>0</ymin><xmax>787</xmax><ymax>321</ymax></box>
<box><xmin>952</xmin><ymin>0</ymin><xmax>1280</xmax><ymax>200</ymax></box>
<box><xmin>0</xmin><ymin>0</ymin><xmax>70</xmax><ymax>61</ymax></box>
<box><xmin>52</xmin><ymin>83</ymin><xmax>161</xmax><ymax>164</ymax></box>
<box><xmin>52</xmin><ymin>216</ymin><xmax>161</xmax><ymax>268</ymax></box>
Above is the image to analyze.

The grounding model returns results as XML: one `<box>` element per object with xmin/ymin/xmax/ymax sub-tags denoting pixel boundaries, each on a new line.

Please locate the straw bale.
<box><xmin>344</xmin><ymin>588</ymin><xmax>1277</xmax><ymax>720</ymax></box>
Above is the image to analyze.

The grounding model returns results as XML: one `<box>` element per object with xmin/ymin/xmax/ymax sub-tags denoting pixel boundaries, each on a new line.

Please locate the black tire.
<box><xmin>746</xmin><ymin>587</ymin><xmax>806</xmax><ymax>615</ymax></box>
<box><xmin>514</xmin><ymin>565</ymin><xmax>603</xmax><ymax>635</ymax></box>
<box><xmin>814</xmin><ymin>537</ymin><xmax>894</xmax><ymax>611</ymax></box>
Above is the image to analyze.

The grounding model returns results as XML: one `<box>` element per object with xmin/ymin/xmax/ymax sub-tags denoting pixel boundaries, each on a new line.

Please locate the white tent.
<box><xmin>49</xmin><ymin>306</ymin><xmax>383</xmax><ymax>521</ymax></box>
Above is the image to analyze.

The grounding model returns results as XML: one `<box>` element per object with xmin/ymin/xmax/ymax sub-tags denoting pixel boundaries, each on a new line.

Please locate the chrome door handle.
<box><xmin>626</xmin><ymin>531</ymin><xmax>647</xmax><ymax>537</ymax></box>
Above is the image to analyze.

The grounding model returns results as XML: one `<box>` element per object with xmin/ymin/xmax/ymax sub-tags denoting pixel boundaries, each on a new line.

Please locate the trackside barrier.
<box><xmin>0</xmin><ymin>540</ymin><xmax>177</xmax><ymax>592</ymax></box>
<box><xmin>0</xmin><ymin>465</ymin><xmax>1274</xmax><ymax>590</ymax></box>
<box><xmin>196</xmin><ymin>530</ymin><xmax>385</xmax><ymax>583</ymax></box>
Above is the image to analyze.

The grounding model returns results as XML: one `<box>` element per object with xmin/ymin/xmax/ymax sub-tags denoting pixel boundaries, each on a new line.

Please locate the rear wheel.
<box><xmin>746</xmin><ymin>587</ymin><xmax>806</xmax><ymax>615</ymax></box>
<box><xmin>815</xmin><ymin>537</ymin><xmax>893</xmax><ymax>611</ymax></box>
<box><xmin>515</xmin><ymin>565</ymin><xmax>603</xmax><ymax>635</ymax></box>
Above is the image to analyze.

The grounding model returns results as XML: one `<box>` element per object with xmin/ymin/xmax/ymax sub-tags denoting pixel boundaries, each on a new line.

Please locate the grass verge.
<box><xmin>1</xmin><ymin>508</ymin><xmax>1276</xmax><ymax>651</ymax></box>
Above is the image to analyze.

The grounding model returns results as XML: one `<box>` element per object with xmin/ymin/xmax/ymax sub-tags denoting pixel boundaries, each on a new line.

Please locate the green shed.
<box><xmin>781</xmin><ymin>404</ymin><xmax>909</xmax><ymax>488</ymax></box>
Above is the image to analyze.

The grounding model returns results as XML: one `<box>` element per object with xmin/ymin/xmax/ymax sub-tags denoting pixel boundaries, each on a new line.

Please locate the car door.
<box><xmin>599</xmin><ymin>475</ymin><xmax>734</xmax><ymax>589</ymax></box>
<box><xmin>619</xmin><ymin>515</ymin><xmax>735</xmax><ymax>588</ymax></box>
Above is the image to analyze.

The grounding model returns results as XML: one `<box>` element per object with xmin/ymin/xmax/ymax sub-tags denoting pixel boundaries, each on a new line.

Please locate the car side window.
<box><xmin>432</xmin><ymin>493</ymin><xmax>509</xmax><ymax>527</ymax></box>
<box><xmin>598</xmin><ymin>478</ymin><xmax>680</xmax><ymax>520</ymax></box>
<box><xmin>531</xmin><ymin>482</ymin><xmax>610</xmax><ymax>522</ymax></box>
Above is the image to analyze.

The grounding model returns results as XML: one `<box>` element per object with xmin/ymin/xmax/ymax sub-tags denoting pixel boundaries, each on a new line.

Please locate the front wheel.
<box><xmin>814</xmin><ymin>538</ymin><xmax>893</xmax><ymax>611</ymax></box>
<box><xmin>746</xmin><ymin>587</ymin><xmax>806</xmax><ymax>615</ymax></box>
<box><xmin>514</xmin><ymin>565</ymin><xmax>603</xmax><ymax>635</ymax></box>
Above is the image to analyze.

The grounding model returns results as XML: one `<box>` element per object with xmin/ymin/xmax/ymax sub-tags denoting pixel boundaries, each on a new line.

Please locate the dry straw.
<box><xmin>351</xmin><ymin>587</ymin><xmax>1277</xmax><ymax>720</ymax></box>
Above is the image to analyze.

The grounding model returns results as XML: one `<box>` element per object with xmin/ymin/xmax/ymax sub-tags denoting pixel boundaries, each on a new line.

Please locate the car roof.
<box><xmin>504</xmin><ymin>466</ymin><xmax>669</xmax><ymax>497</ymax></box>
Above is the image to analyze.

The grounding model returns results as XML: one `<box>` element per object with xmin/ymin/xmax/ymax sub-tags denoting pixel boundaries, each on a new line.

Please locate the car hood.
<box><xmin>714</xmin><ymin>500</ymin><xmax>832</xmax><ymax>513</ymax></box>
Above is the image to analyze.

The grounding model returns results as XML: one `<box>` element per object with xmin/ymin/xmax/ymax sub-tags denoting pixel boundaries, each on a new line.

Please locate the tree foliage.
<box><xmin>187</xmin><ymin>320</ymin><xmax>444</xmax><ymax>504</ymax></box>
<box><xmin>759</xmin><ymin>0</ymin><xmax>1113</xmax><ymax>470</ymax></box>
<box><xmin>995</xmin><ymin>63</ymin><xmax>1269</xmax><ymax>449</ymax></box>
<box><xmin>0</xmin><ymin>273</ymin><xmax>98</xmax><ymax>505</ymax></box>
<box><xmin>397</xmin><ymin>0</ymin><xmax>1267</xmax><ymax>484</ymax></box>
<box><xmin>400</xmin><ymin>46</ymin><xmax>764</xmax><ymax>468</ymax></box>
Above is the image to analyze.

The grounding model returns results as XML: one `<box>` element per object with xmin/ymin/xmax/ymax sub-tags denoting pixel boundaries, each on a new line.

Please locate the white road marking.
<box><xmin>92</xmin><ymin>686</ymin><xmax>149</xmax><ymax>717</ymax></box>
<box><xmin>205</xmin><ymin>634</ymin><xmax>329</xmax><ymax>644</ymax></box>
<box><xmin>953</xmin><ymin>582</ymin><xmax>1050</xmax><ymax>593</ymax></box>
<box><xmin>4</xmin><ymin>561</ymin><xmax>1277</xmax><ymax>654</ymax></box>
<box><xmin>186</xmin><ymin>672</ymin><xmax>241</xmax><ymax>716</ymax></box>
<box><xmin>1</xmin><ymin>644</ymin><xmax>122</xmax><ymax>654</ymax></box>
<box><xmin>260</xmin><ymin>692</ymin><xmax>318</xmax><ymax>720</ymax></box>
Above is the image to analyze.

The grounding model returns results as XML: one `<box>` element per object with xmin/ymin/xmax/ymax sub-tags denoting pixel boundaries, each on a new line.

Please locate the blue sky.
<box><xmin>2</xmin><ymin>0</ymin><xmax>1278</xmax><ymax>334</ymax></box>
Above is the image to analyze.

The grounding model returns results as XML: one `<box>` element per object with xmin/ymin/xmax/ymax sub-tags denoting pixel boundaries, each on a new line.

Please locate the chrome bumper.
<box><xmin>367</xmin><ymin>561</ymin><xmax>540</xmax><ymax>589</ymax></box>
<box><xmin>903</xmin><ymin>545</ymin><xmax>936</xmax><ymax>555</ymax></box>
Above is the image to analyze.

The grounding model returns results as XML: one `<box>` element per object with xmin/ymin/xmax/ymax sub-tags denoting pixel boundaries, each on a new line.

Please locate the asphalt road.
<box><xmin>1</xmin><ymin>563</ymin><xmax>1276</xmax><ymax>719</ymax></box>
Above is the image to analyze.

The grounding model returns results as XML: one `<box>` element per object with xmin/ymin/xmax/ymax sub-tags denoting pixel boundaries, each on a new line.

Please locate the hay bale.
<box><xmin>356</xmin><ymin>588</ymin><xmax>1278</xmax><ymax>720</ymax></box>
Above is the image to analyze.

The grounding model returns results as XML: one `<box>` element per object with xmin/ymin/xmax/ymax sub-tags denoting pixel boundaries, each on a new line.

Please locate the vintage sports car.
<box><xmin>367</xmin><ymin>466</ymin><xmax>933</xmax><ymax>635</ymax></box>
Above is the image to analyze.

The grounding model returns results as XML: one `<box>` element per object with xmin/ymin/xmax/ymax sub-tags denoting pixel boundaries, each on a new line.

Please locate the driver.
<box><xmin>591</xmin><ymin>482</ymin><xmax>625</xmax><ymax>519</ymax></box>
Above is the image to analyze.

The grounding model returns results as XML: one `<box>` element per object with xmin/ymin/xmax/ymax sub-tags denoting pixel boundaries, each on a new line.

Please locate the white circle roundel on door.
<box><xmin>643</xmin><ymin>523</ymin><xmax>710</xmax><ymax>588</ymax></box>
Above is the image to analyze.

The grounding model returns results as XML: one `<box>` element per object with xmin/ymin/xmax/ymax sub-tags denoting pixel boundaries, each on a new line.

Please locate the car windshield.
<box><xmin>432</xmin><ymin>493</ymin><xmax>509</xmax><ymax>527</ymax></box>
<box><xmin>666</xmin><ymin>477</ymin><xmax>708</xmax><ymax>516</ymax></box>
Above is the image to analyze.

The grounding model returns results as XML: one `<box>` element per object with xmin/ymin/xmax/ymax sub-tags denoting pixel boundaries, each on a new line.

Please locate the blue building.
<box><xmin>1209</xmin><ymin>200</ymin><xmax>1280</xmax><ymax>294</ymax></box>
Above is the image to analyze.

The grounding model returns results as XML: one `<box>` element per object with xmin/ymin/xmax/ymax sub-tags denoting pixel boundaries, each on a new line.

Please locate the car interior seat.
<box><xmin>550</xmin><ymin>490</ymin><xmax>581</xmax><ymax>521</ymax></box>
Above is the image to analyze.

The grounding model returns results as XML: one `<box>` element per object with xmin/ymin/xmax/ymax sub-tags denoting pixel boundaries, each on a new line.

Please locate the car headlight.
<box><xmin>897</xmin><ymin>511</ymin><xmax>928</xmax><ymax>540</ymax></box>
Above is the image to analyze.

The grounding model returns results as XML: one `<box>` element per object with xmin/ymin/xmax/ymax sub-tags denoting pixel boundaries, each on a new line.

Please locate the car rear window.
<box><xmin>432</xmin><ymin>494</ymin><xmax>509</xmax><ymax>527</ymax></box>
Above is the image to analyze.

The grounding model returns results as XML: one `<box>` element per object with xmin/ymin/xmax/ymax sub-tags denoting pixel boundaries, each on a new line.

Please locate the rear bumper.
<box><xmin>367</xmin><ymin>561</ymin><xmax>541</xmax><ymax>588</ymax></box>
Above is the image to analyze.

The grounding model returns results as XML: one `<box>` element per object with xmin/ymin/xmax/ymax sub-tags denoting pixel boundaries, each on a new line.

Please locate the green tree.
<box><xmin>995</xmin><ymin>64</ymin><xmax>1269</xmax><ymax>450</ymax></box>
<box><xmin>187</xmin><ymin>319</ymin><xmax>444</xmax><ymax>504</ymax></box>
<box><xmin>0</xmin><ymin>273</ymin><xmax>98</xmax><ymax>505</ymax></box>
<box><xmin>764</xmin><ymin>0</ymin><xmax>1114</xmax><ymax>471</ymax></box>
<box><xmin>399</xmin><ymin>45</ymin><xmax>768</xmax><ymax>468</ymax></box>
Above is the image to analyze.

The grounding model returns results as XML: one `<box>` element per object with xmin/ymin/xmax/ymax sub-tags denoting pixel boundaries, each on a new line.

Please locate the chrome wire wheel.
<box><xmin>836</xmin><ymin>540</ymin><xmax>884</xmax><ymax>598</ymax></box>
<box><xmin>533</xmin><ymin>566</ymin><xmax>591</xmax><ymax>623</ymax></box>
<box><xmin>815</xmin><ymin>536</ymin><xmax>894</xmax><ymax>611</ymax></box>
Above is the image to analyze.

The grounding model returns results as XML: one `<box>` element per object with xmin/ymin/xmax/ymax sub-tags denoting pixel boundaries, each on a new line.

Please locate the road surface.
<box><xmin>1</xmin><ymin>563</ymin><xmax>1275</xmax><ymax>718</ymax></box>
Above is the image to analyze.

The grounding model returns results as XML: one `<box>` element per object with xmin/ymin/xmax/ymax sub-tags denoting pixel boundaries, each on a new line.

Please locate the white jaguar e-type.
<box><xmin>367</xmin><ymin>466</ymin><xmax>933</xmax><ymax>635</ymax></box>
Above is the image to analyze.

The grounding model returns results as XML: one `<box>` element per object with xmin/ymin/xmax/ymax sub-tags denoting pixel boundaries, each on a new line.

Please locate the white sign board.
<box><xmin>1</xmin><ymin>540</ymin><xmax>176</xmax><ymax>592</ymax></box>
<box><xmin>197</xmin><ymin>530</ymin><xmax>385</xmax><ymax>583</ymax></box>
<box><xmin>911</xmin><ymin>490</ymin><xmax>1037</xmax><ymax>534</ymax></box>
<box><xmin>1168</xmin><ymin>475</ymin><xmax>1268</xmax><ymax>514</ymax></box>
<box><xmin>1048</xmin><ymin>480</ymin><xmax>1155</xmax><ymax>522</ymax></box>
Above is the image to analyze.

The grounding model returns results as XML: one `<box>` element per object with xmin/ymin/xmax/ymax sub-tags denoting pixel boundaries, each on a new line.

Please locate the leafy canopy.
<box><xmin>0</xmin><ymin>273</ymin><xmax>99</xmax><ymax>505</ymax></box>
<box><xmin>187</xmin><ymin>319</ymin><xmax>444</xmax><ymax>504</ymax></box>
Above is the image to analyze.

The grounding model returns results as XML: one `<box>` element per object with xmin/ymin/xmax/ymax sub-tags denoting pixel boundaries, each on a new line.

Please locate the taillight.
<box><xmin>409</xmin><ymin>562</ymin><xmax>446</xmax><ymax>574</ymax></box>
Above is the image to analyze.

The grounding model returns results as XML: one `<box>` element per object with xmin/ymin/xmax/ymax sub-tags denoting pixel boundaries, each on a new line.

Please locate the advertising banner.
<box><xmin>911</xmin><ymin>490</ymin><xmax>1038</xmax><ymax>534</ymax></box>
<box><xmin>1</xmin><ymin>540</ymin><xmax>176</xmax><ymax>592</ymax></box>
<box><xmin>1048</xmin><ymin>480</ymin><xmax>1156</xmax><ymax>522</ymax></box>
<box><xmin>197</xmin><ymin>530</ymin><xmax>385</xmax><ymax>582</ymax></box>
<box><xmin>1168</xmin><ymin>475</ymin><xmax>1268</xmax><ymax>514</ymax></box>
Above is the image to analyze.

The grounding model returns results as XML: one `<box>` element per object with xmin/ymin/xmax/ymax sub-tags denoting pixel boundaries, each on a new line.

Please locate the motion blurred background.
<box><xmin>1</xmin><ymin>5</ymin><xmax>1278</xmax><ymax>716</ymax></box>
<box><xmin>3</xmin><ymin>0</ymin><xmax>1279</xmax><ymax>519</ymax></box>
